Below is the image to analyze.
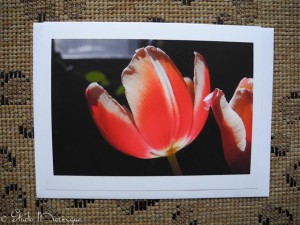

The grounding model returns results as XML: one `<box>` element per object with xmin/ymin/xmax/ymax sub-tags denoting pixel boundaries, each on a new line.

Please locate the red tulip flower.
<box><xmin>204</xmin><ymin>78</ymin><xmax>253</xmax><ymax>173</ymax></box>
<box><xmin>86</xmin><ymin>46</ymin><xmax>210</xmax><ymax>175</ymax></box>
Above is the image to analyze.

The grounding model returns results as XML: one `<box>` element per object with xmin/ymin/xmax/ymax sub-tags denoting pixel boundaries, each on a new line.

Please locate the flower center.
<box><xmin>149</xmin><ymin>145</ymin><xmax>179</xmax><ymax>158</ymax></box>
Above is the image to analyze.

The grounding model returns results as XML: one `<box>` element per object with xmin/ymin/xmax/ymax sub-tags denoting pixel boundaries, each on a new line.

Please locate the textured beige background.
<box><xmin>0</xmin><ymin>0</ymin><xmax>299</xmax><ymax>224</ymax></box>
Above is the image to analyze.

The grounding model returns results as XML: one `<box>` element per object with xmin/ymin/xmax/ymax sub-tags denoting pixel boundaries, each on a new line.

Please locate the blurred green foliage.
<box><xmin>115</xmin><ymin>85</ymin><xmax>125</xmax><ymax>96</ymax></box>
<box><xmin>85</xmin><ymin>71</ymin><xmax>110</xmax><ymax>87</ymax></box>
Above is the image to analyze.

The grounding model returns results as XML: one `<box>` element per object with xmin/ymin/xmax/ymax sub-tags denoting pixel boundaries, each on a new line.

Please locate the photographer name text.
<box><xmin>0</xmin><ymin>209</ymin><xmax>81</xmax><ymax>224</ymax></box>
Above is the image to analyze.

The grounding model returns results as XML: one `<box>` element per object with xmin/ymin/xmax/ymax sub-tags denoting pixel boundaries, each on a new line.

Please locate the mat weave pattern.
<box><xmin>0</xmin><ymin>0</ymin><xmax>299</xmax><ymax>224</ymax></box>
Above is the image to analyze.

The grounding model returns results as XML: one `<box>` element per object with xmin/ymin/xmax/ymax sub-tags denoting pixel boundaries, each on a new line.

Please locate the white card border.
<box><xmin>33</xmin><ymin>22</ymin><xmax>274</xmax><ymax>199</ymax></box>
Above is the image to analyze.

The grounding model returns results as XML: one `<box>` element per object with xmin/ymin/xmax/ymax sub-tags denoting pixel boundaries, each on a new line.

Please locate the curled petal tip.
<box><xmin>194</xmin><ymin>52</ymin><xmax>206</xmax><ymax>65</ymax></box>
<box><xmin>203</xmin><ymin>88</ymin><xmax>222</xmax><ymax>110</ymax></box>
<box><xmin>193</xmin><ymin>51</ymin><xmax>201</xmax><ymax>55</ymax></box>
<box><xmin>241</xmin><ymin>77</ymin><xmax>253</xmax><ymax>83</ymax></box>
<box><xmin>86</xmin><ymin>82</ymin><xmax>101</xmax><ymax>94</ymax></box>
<box><xmin>85</xmin><ymin>82</ymin><xmax>105</xmax><ymax>105</ymax></box>
<box><xmin>203</xmin><ymin>92</ymin><xmax>214</xmax><ymax>110</ymax></box>
<box><xmin>238</xmin><ymin>77</ymin><xmax>253</xmax><ymax>91</ymax></box>
<box><xmin>135</xmin><ymin>46</ymin><xmax>163</xmax><ymax>56</ymax></box>
<box><xmin>145</xmin><ymin>45</ymin><xmax>158</xmax><ymax>51</ymax></box>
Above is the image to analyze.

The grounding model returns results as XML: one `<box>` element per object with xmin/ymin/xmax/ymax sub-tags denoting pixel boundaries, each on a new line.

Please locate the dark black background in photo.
<box><xmin>51</xmin><ymin>39</ymin><xmax>253</xmax><ymax>176</ymax></box>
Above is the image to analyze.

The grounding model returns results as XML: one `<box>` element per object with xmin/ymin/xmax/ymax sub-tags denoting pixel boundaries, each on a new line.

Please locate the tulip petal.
<box><xmin>122</xmin><ymin>46</ymin><xmax>193</xmax><ymax>153</ymax></box>
<box><xmin>236</xmin><ymin>77</ymin><xmax>253</xmax><ymax>92</ymax></box>
<box><xmin>186</xmin><ymin>52</ymin><xmax>210</xmax><ymax>143</ymax></box>
<box><xmin>184</xmin><ymin>77</ymin><xmax>195</xmax><ymax>102</ymax></box>
<box><xmin>229</xmin><ymin>78</ymin><xmax>253</xmax><ymax>142</ymax></box>
<box><xmin>230</xmin><ymin>90</ymin><xmax>253</xmax><ymax>142</ymax></box>
<box><xmin>86</xmin><ymin>83</ymin><xmax>155</xmax><ymax>159</ymax></box>
<box><xmin>204</xmin><ymin>89</ymin><xmax>250</xmax><ymax>173</ymax></box>
<box><xmin>204</xmin><ymin>89</ymin><xmax>246</xmax><ymax>151</ymax></box>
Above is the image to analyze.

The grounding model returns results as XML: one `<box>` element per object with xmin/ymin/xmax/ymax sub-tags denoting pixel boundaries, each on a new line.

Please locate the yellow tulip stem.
<box><xmin>167</xmin><ymin>154</ymin><xmax>182</xmax><ymax>175</ymax></box>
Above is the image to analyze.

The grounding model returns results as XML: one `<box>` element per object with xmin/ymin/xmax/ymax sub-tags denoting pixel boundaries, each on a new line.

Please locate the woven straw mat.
<box><xmin>0</xmin><ymin>0</ymin><xmax>299</xmax><ymax>224</ymax></box>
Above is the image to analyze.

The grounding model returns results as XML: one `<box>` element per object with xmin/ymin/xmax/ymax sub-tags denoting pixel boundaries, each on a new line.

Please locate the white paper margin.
<box><xmin>33</xmin><ymin>22</ymin><xmax>274</xmax><ymax>199</ymax></box>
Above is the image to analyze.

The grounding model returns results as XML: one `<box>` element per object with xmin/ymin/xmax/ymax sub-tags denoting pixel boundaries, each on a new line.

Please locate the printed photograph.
<box><xmin>51</xmin><ymin>39</ymin><xmax>253</xmax><ymax>176</ymax></box>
